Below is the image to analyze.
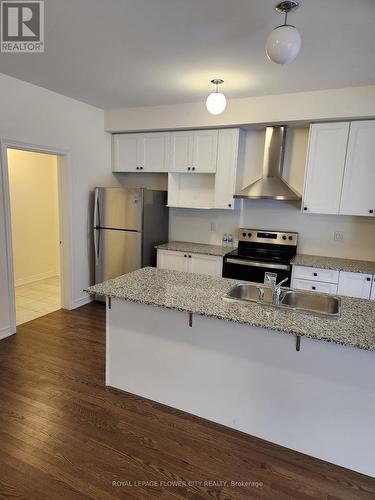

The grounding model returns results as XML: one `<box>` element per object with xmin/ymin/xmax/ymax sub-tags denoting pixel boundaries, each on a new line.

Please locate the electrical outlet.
<box><xmin>210</xmin><ymin>222</ymin><xmax>217</xmax><ymax>232</ymax></box>
<box><xmin>334</xmin><ymin>231</ymin><xmax>344</xmax><ymax>242</ymax></box>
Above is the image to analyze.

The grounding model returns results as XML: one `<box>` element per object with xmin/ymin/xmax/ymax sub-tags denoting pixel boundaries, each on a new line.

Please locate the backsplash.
<box><xmin>169</xmin><ymin>201</ymin><xmax>375</xmax><ymax>261</ymax></box>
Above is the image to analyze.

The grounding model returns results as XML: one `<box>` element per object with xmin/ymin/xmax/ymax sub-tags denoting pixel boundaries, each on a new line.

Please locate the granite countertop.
<box><xmin>156</xmin><ymin>241</ymin><xmax>232</xmax><ymax>257</ymax></box>
<box><xmin>86</xmin><ymin>267</ymin><xmax>375</xmax><ymax>352</ymax></box>
<box><xmin>292</xmin><ymin>254</ymin><xmax>375</xmax><ymax>274</ymax></box>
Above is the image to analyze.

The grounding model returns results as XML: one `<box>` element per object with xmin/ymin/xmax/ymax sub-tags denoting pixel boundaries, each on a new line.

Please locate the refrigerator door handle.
<box><xmin>94</xmin><ymin>228</ymin><xmax>100</xmax><ymax>266</ymax></box>
<box><xmin>94</xmin><ymin>188</ymin><xmax>101</xmax><ymax>228</ymax></box>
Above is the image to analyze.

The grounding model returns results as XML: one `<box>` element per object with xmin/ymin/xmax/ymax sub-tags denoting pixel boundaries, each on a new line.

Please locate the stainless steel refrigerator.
<box><xmin>93</xmin><ymin>187</ymin><xmax>168</xmax><ymax>284</ymax></box>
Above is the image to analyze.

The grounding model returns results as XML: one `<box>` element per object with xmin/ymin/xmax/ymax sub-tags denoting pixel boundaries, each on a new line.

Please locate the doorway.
<box><xmin>1</xmin><ymin>140</ymin><xmax>73</xmax><ymax>333</ymax></box>
<box><xmin>8</xmin><ymin>149</ymin><xmax>61</xmax><ymax>325</ymax></box>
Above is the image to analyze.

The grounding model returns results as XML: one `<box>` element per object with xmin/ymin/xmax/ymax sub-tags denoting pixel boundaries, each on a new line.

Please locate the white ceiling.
<box><xmin>0</xmin><ymin>0</ymin><xmax>374</xmax><ymax>109</ymax></box>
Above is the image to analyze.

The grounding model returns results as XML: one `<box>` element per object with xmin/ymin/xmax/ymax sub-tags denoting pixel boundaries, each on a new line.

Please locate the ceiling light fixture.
<box><xmin>206</xmin><ymin>79</ymin><xmax>227</xmax><ymax>115</ymax></box>
<box><xmin>266</xmin><ymin>1</ymin><xmax>301</xmax><ymax>65</ymax></box>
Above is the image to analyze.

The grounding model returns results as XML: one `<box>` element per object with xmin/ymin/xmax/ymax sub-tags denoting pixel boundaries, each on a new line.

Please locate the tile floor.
<box><xmin>15</xmin><ymin>276</ymin><xmax>61</xmax><ymax>326</ymax></box>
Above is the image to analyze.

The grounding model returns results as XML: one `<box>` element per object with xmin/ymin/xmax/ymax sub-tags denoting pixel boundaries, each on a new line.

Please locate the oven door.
<box><xmin>223</xmin><ymin>258</ymin><xmax>292</xmax><ymax>286</ymax></box>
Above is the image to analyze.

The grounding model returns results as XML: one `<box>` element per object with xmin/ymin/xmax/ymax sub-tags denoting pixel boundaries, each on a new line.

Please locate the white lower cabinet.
<box><xmin>293</xmin><ymin>265</ymin><xmax>339</xmax><ymax>284</ymax></box>
<box><xmin>187</xmin><ymin>253</ymin><xmax>223</xmax><ymax>277</ymax></box>
<box><xmin>157</xmin><ymin>249</ymin><xmax>222</xmax><ymax>277</ymax></box>
<box><xmin>292</xmin><ymin>265</ymin><xmax>373</xmax><ymax>299</ymax></box>
<box><xmin>337</xmin><ymin>271</ymin><xmax>373</xmax><ymax>299</ymax></box>
<box><xmin>157</xmin><ymin>250</ymin><xmax>187</xmax><ymax>272</ymax></box>
<box><xmin>292</xmin><ymin>278</ymin><xmax>338</xmax><ymax>295</ymax></box>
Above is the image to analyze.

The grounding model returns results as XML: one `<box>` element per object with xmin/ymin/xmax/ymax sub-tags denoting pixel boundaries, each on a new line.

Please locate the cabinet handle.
<box><xmin>228</xmin><ymin>203</ymin><xmax>232</xmax><ymax>208</ymax></box>
<box><xmin>312</xmin><ymin>286</ymin><xmax>316</xmax><ymax>290</ymax></box>
<box><xmin>184</xmin><ymin>254</ymin><xmax>187</xmax><ymax>258</ymax></box>
<box><xmin>369</xmin><ymin>209</ymin><xmax>374</xmax><ymax>214</ymax></box>
<box><xmin>188</xmin><ymin>255</ymin><xmax>192</xmax><ymax>258</ymax></box>
<box><xmin>136</xmin><ymin>167</ymin><xmax>139</xmax><ymax>170</ymax></box>
<box><xmin>303</xmin><ymin>207</ymin><xmax>308</xmax><ymax>211</ymax></box>
<box><xmin>192</xmin><ymin>167</ymin><xmax>196</xmax><ymax>171</ymax></box>
<box><xmin>366</xmin><ymin>277</ymin><xmax>371</xmax><ymax>282</ymax></box>
<box><xmin>313</xmin><ymin>272</ymin><xmax>318</xmax><ymax>277</ymax></box>
<box><xmin>187</xmin><ymin>167</ymin><xmax>191</xmax><ymax>171</ymax></box>
<box><xmin>140</xmin><ymin>166</ymin><xmax>143</xmax><ymax>170</ymax></box>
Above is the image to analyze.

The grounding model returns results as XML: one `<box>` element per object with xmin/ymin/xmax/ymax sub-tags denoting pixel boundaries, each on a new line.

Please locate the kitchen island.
<box><xmin>86</xmin><ymin>267</ymin><xmax>375</xmax><ymax>478</ymax></box>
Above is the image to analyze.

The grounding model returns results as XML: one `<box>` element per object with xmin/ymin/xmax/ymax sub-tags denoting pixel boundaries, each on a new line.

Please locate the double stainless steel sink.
<box><xmin>224</xmin><ymin>283</ymin><xmax>341</xmax><ymax>318</ymax></box>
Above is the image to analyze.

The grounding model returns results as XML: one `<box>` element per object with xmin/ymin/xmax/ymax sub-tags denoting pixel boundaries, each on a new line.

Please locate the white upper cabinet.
<box><xmin>141</xmin><ymin>133</ymin><xmax>170</xmax><ymax>172</ymax></box>
<box><xmin>192</xmin><ymin>130</ymin><xmax>218</xmax><ymax>173</ymax></box>
<box><xmin>337</xmin><ymin>271</ymin><xmax>372</xmax><ymax>299</ymax></box>
<box><xmin>169</xmin><ymin>130</ymin><xmax>218</xmax><ymax>173</ymax></box>
<box><xmin>302</xmin><ymin>122</ymin><xmax>349</xmax><ymax>214</ymax></box>
<box><xmin>339</xmin><ymin>121</ymin><xmax>375</xmax><ymax>217</ymax></box>
<box><xmin>169</xmin><ymin>132</ymin><xmax>194</xmax><ymax>172</ymax></box>
<box><xmin>113</xmin><ymin>132</ymin><xmax>169</xmax><ymax>172</ymax></box>
<box><xmin>214</xmin><ymin>129</ymin><xmax>240</xmax><ymax>210</ymax></box>
<box><xmin>113</xmin><ymin>134</ymin><xmax>141</xmax><ymax>172</ymax></box>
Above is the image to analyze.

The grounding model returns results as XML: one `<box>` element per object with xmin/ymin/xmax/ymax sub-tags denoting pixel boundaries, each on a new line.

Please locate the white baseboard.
<box><xmin>15</xmin><ymin>270</ymin><xmax>60</xmax><ymax>287</ymax></box>
<box><xmin>72</xmin><ymin>295</ymin><xmax>93</xmax><ymax>309</ymax></box>
<box><xmin>0</xmin><ymin>326</ymin><xmax>15</xmax><ymax>340</ymax></box>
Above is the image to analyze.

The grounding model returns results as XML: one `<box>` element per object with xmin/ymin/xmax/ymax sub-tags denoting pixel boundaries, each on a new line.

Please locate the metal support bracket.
<box><xmin>296</xmin><ymin>335</ymin><xmax>301</xmax><ymax>352</ymax></box>
<box><xmin>188</xmin><ymin>312</ymin><xmax>193</xmax><ymax>327</ymax></box>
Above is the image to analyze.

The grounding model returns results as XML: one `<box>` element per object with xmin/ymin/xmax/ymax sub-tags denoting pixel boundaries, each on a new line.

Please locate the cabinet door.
<box><xmin>141</xmin><ymin>132</ymin><xmax>170</xmax><ymax>172</ymax></box>
<box><xmin>188</xmin><ymin>253</ymin><xmax>222</xmax><ymax>277</ymax></box>
<box><xmin>112</xmin><ymin>134</ymin><xmax>142</xmax><ymax>172</ymax></box>
<box><xmin>214</xmin><ymin>129</ymin><xmax>239</xmax><ymax>210</ymax></box>
<box><xmin>169</xmin><ymin>132</ymin><xmax>194</xmax><ymax>172</ymax></box>
<box><xmin>340</xmin><ymin>121</ymin><xmax>375</xmax><ymax>217</ymax></box>
<box><xmin>157</xmin><ymin>250</ymin><xmax>187</xmax><ymax>272</ymax></box>
<box><xmin>302</xmin><ymin>123</ymin><xmax>349</xmax><ymax>214</ymax></box>
<box><xmin>292</xmin><ymin>278</ymin><xmax>338</xmax><ymax>295</ymax></box>
<box><xmin>192</xmin><ymin>130</ymin><xmax>218</xmax><ymax>173</ymax></box>
<box><xmin>337</xmin><ymin>271</ymin><xmax>372</xmax><ymax>299</ymax></box>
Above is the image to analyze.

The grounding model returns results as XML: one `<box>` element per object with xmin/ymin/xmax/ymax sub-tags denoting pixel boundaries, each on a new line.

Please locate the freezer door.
<box><xmin>95</xmin><ymin>187</ymin><xmax>143</xmax><ymax>231</ymax></box>
<box><xmin>94</xmin><ymin>228</ymin><xmax>142</xmax><ymax>283</ymax></box>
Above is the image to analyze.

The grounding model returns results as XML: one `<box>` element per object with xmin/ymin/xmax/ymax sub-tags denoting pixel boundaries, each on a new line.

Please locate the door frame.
<box><xmin>0</xmin><ymin>139</ymin><xmax>74</xmax><ymax>334</ymax></box>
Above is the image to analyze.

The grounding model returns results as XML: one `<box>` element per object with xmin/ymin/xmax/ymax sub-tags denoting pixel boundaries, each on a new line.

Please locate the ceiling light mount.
<box><xmin>275</xmin><ymin>1</ymin><xmax>299</xmax><ymax>15</ymax></box>
<box><xmin>210</xmin><ymin>78</ymin><xmax>224</xmax><ymax>87</ymax></box>
<box><xmin>206</xmin><ymin>79</ymin><xmax>227</xmax><ymax>115</ymax></box>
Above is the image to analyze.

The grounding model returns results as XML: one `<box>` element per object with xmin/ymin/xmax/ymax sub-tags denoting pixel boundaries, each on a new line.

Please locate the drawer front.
<box><xmin>292</xmin><ymin>278</ymin><xmax>338</xmax><ymax>295</ymax></box>
<box><xmin>293</xmin><ymin>265</ymin><xmax>339</xmax><ymax>283</ymax></box>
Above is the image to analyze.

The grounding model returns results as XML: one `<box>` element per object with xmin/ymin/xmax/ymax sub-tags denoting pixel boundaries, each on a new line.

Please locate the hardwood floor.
<box><xmin>0</xmin><ymin>303</ymin><xmax>374</xmax><ymax>500</ymax></box>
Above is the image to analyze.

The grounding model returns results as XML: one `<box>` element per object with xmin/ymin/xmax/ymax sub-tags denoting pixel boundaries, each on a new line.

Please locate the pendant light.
<box><xmin>266</xmin><ymin>1</ymin><xmax>301</xmax><ymax>64</ymax></box>
<box><xmin>206</xmin><ymin>79</ymin><xmax>227</xmax><ymax>115</ymax></box>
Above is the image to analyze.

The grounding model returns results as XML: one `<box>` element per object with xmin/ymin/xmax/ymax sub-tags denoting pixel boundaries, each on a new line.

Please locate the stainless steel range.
<box><xmin>223</xmin><ymin>228</ymin><xmax>298</xmax><ymax>286</ymax></box>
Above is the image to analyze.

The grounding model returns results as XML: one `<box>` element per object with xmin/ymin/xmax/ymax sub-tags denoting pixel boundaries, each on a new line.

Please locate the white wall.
<box><xmin>0</xmin><ymin>72</ymin><xmax>115</xmax><ymax>339</ymax></box>
<box><xmin>8</xmin><ymin>150</ymin><xmax>60</xmax><ymax>285</ymax></box>
<box><xmin>105</xmin><ymin>85</ymin><xmax>375</xmax><ymax>132</ymax></box>
<box><xmin>169</xmin><ymin>127</ymin><xmax>375</xmax><ymax>260</ymax></box>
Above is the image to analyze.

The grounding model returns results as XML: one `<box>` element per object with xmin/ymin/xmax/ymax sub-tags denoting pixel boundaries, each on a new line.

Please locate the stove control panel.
<box><xmin>239</xmin><ymin>228</ymin><xmax>298</xmax><ymax>246</ymax></box>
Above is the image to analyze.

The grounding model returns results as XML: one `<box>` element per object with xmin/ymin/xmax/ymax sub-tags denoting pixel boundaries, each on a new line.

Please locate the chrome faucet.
<box><xmin>273</xmin><ymin>278</ymin><xmax>288</xmax><ymax>304</ymax></box>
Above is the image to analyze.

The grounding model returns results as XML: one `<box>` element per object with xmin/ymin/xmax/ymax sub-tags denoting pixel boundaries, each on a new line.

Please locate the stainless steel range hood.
<box><xmin>234</xmin><ymin>126</ymin><xmax>301</xmax><ymax>201</ymax></box>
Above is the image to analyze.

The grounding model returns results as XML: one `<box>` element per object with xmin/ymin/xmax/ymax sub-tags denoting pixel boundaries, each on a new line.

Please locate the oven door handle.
<box><xmin>225</xmin><ymin>258</ymin><xmax>290</xmax><ymax>271</ymax></box>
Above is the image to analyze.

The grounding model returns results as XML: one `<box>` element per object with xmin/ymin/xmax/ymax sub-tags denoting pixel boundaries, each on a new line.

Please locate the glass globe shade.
<box><xmin>206</xmin><ymin>91</ymin><xmax>227</xmax><ymax>115</ymax></box>
<box><xmin>266</xmin><ymin>25</ymin><xmax>301</xmax><ymax>64</ymax></box>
